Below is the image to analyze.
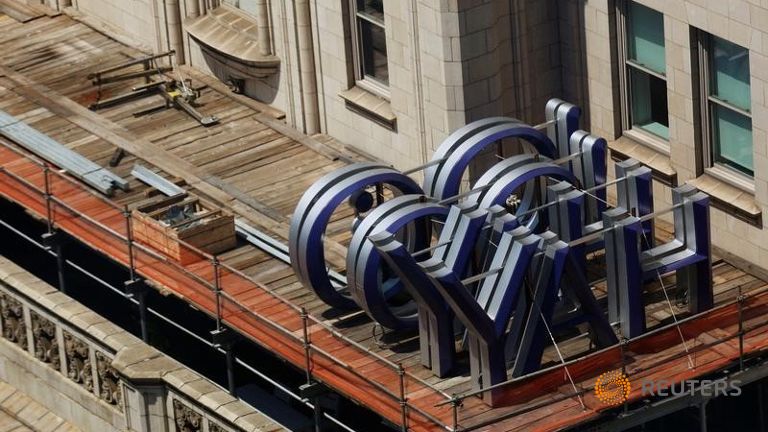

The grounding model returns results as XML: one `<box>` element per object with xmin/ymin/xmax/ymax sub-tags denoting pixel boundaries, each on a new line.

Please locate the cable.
<box><xmin>525</xmin><ymin>266</ymin><xmax>586</xmax><ymax>410</ymax></box>
<box><xmin>576</xmin><ymin>186</ymin><xmax>695</xmax><ymax>370</ymax></box>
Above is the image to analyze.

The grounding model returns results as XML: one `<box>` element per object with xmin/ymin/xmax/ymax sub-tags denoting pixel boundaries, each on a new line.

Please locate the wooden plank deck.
<box><xmin>0</xmin><ymin>12</ymin><xmax>767</xmax><ymax>432</ymax></box>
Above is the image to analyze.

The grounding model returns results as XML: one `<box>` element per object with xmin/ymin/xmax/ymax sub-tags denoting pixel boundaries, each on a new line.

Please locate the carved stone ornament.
<box><xmin>173</xmin><ymin>399</ymin><xmax>202</xmax><ymax>432</ymax></box>
<box><xmin>30</xmin><ymin>310</ymin><xmax>59</xmax><ymax>369</ymax></box>
<box><xmin>208</xmin><ymin>422</ymin><xmax>226</xmax><ymax>432</ymax></box>
<box><xmin>63</xmin><ymin>330</ymin><xmax>92</xmax><ymax>392</ymax></box>
<box><xmin>0</xmin><ymin>293</ymin><xmax>26</xmax><ymax>348</ymax></box>
<box><xmin>95</xmin><ymin>351</ymin><xmax>122</xmax><ymax>410</ymax></box>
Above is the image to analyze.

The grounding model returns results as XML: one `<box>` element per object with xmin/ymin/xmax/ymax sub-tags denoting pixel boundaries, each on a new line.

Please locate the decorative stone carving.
<box><xmin>95</xmin><ymin>351</ymin><xmax>122</xmax><ymax>410</ymax></box>
<box><xmin>63</xmin><ymin>330</ymin><xmax>92</xmax><ymax>392</ymax></box>
<box><xmin>172</xmin><ymin>399</ymin><xmax>202</xmax><ymax>432</ymax></box>
<box><xmin>208</xmin><ymin>422</ymin><xmax>226</xmax><ymax>432</ymax></box>
<box><xmin>0</xmin><ymin>293</ymin><xmax>26</xmax><ymax>348</ymax></box>
<box><xmin>30</xmin><ymin>310</ymin><xmax>59</xmax><ymax>369</ymax></box>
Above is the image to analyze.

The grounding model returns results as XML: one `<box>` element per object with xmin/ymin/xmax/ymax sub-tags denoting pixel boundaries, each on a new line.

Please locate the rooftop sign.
<box><xmin>289</xmin><ymin>99</ymin><xmax>713</xmax><ymax>406</ymax></box>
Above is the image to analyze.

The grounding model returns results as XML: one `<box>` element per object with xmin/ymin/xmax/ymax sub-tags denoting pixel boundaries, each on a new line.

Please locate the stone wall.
<box><xmin>69</xmin><ymin>0</ymin><xmax>159</xmax><ymax>52</ymax></box>
<box><xmin>562</xmin><ymin>0</ymin><xmax>768</xmax><ymax>270</ymax></box>
<box><xmin>54</xmin><ymin>0</ymin><xmax>568</xmax><ymax>171</ymax></box>
<box><xmin>42</xmin><ymin>0</ymin><xmax>768</xmax><ymax>271</ymax></box>
<box><xmin>0</xmin><ymin>256</ymin><xmax>285</xmax><ymax>432</ymax></box>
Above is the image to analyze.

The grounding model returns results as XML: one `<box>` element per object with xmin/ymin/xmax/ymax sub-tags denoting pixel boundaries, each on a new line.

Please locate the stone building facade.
<box><xmin>35</xmin><ymin>0</ymin><xmax>768</xmax><ymax>270</ymax></box>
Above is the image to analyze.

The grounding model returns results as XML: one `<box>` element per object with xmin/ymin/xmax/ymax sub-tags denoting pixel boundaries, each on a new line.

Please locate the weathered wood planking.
<box><xmin>1</xmin><ymin>13</ymin><xmax>768</xmax><ymax>431</ymax></box>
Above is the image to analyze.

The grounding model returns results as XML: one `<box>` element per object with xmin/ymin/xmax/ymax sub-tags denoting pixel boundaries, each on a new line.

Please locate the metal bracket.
<box><xmin>124</xmin><ymin>279</ymin><xmax>148</xmax><ymax>298</ymax></box>
<box><xmin>299</xmin><ymin>382</ymin><xmax>330</xmax><ymax>399</ymax></box>
<box><xmin>210</xmin><ymin>327</ymin><xmax>239</xmax><ymax>349</ymax></box>
<box><xmin>41</xmin><ymin>231</ymin><xmax>63</xmax><ymax>249</ymax></box>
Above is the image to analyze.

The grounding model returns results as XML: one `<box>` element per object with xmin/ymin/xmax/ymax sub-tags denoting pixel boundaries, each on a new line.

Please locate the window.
<box><xmin>698</xmin><ymin>34</ymin><xmax>753</xmax><ymax>177</ymax></box>
<box><xmin>221</xmin><ymin>0</ymin><xmax>258</xmax><ymax>15</ymax></box>
<box><xmin>618</xmin><ymin>2</ymin><xmax>669</xmax><ymax>144</ymax></box>
<box><xmin>351</xmin><ymin>0</ymin><xmax>389</xmax><ymax>91</ymax></box>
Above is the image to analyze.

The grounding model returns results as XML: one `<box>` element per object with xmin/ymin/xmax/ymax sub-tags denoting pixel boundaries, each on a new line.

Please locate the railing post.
<box><xmin>125</xmin><ymin>279</ymin><xmax>150</xmax><ymax>343</ymax></box>
<box><xmin>123</xmin><ymin>205</ymin><xmax>148</xmax><ymax>342</ymax></box>
<box><xmin>43</xmin><ymin>165</ymin><xmax>53</xmax><ymax>234</ymax></box>
<box><xmin>738</xmin><ymin>292</ymin><xmax>746</xmax><ymax>372</ymax></box>
<box><xmin>211</xmin><ymin>324</ymin><xmax>238</xmax><ymax>395</ymax></box>
<box><xmin>209</xmin><ymin>258</ymin><xmax>237</xmax><ymax>396</ymax></box>
<box><xmin>124</xmin><ymin>205</ymin><xmax>136</xmax><ymax>282</ymax></box>
<box><xmin>451</xmin><ymin>394</ymin><xmax>461</xmax><ymax>432</ymax></box>
<box><xmin>301</xmin><ymin>308</ymin><xmax>312</xmax><ymax>384</ymax></box>
<box><xmin>299</xmin><ymin>308</ymin><xmax>324</xmax><ymax>432</ymax></box>
<box><xmin>620</xmin><ymin>337</ymin><xmax>629</xmax><ymax>414</ymax></box>
<box><xmin>41</xmin><ymin>166</ymin><xmax>67</xmax><ymax>294</ymax></box>
<box><xmin>398</xmin><ymin>363</ymin><xmax>407</xmax><ymax>432</ymax></box>
<box><xmin>225</xmin><ymin>339</ymin><xmax>236</xmax><ymax>394</ymax></box>
<box><xmin>213</xmin><ymin>256</ymin><xmax>222</xmax><ymax>331</ymax></box>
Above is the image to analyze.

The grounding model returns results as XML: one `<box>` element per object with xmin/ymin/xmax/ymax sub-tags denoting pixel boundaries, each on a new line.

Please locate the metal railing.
<box><xmin>3</xmin><ymin>139</ymin><xmax>768</xmax><ymax>431</ymax></box>
<box><xmin>0</xmin><ymin>140</ymin><xmax>455</xmax><ymax>431</ymax></box>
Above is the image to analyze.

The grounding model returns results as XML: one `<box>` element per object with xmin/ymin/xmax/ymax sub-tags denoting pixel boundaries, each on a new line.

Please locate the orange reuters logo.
<box><xmin>594</xmin><ymin>370</ymin><xmax>631</xmax><ymax>405</ymax></box>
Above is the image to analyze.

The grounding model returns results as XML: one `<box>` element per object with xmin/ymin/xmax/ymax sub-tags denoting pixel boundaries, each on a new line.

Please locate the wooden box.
<box><xmin>131</xmin><ymin>195</ymin><xmax>237</xmax><ymax>264</ymax></box>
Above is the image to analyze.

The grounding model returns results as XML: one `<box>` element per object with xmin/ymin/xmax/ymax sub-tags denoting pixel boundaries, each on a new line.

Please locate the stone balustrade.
<box><xmin>0</xmin><ymin>256</ymin><xmax>285</xmax><ymax>432</ymax></box>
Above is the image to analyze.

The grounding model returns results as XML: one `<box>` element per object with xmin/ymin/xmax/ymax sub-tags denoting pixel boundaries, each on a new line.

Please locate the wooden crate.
<box><xmin>131</xmin><ymin>195</ymin><xmax>237</xmax><ymax>264</ymax></box>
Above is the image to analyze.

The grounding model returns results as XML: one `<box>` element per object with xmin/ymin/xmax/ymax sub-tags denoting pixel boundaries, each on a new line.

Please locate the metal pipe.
<box><xmin>567</xmin><ymin>201</ymin><xmax>686</xmax><ymax>248</ymax></box>
<box><xmin>300</xmin><ymin>307</ymin><xmax>323</xmax><ymax>432</ymax></box>
<box><xmin>739</xmin><ymin>291</ymin><xmax>745</xmax><ymax>371</ymax></box>
<box><xmin>399</xmin><ymin>119</ymin><xmax>556</xmax><ymax>177</ymax></box>
<box><xmin>54</xmin><ymin>240</ymin><xmax>67</xmax><ymax>294</ymax></box>
<box><xmin>402</xmin><ymin>158</ymin><xmax>446</xmax><ymax>175</ymax></box>
<box><xmin>226</xmin><ymin>345</ymin><xmax>236</xmax><ymax>394</ymax></box>
<box><xmin>124</xmin><ymin>206</ymin><xmax>136</xmax><ymax>282</ymax></box>
<box><xmin>398</xmin><ymin>363</ymin><xmax>407</xmax><ymax>432</ymax></box>
<box><xmin>301</xmin><ymin>307</ymin><xmax>312</xmax><ymax>384</ymax></box>
<box><xmin>760</xmin><ymin>382</ymin><xmax>766</xmax><ymax>432</ymax></box>
<box><xmin>213</xmin><ymin>256</ymin><xmax>222</xmax><ymax>331</ymax></box>
<box><xmin>409</xmin><ymin>0</ymin><xmax>428</xmax><ymax>171</ymax></box>
<box><xmin>43</xmin><ymin>166</ymin><xmax>53</xmax><ymax>234</ymax></box>
<box><xmin>451</xmin><ymin>396</ymin><xmax>459</xmax><ymax>432</ymax></box>
<box><xmin>138</xmin><ymin>290</ymin><xmax>149</xmax><ymax>342</ymax></box>
<box><xmin>87</xmin><ymin>51</ymin><xmax>175</xmax><ymax>79</ymax></box>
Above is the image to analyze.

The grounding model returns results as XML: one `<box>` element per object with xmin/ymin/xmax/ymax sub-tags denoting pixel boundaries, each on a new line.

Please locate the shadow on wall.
<box><xmin>200</xmin><ymin>49</ymin><xmax>281</xmax><ymax>104</ymax></box>
<box><xmin>558</xmin><ymin>0</ymin><xmax>595</xmax><ymax>130</ymax></box>
<box><xmin>463</xmin><ymin>0</ymin><xmax>595</xmax><ymax>185</ymax></box>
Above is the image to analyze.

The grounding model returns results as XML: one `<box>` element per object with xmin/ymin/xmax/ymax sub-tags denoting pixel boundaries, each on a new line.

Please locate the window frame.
<box><xmin>616</xmin><ymin>0</ymin><xmax>670</xmax><ymax>154</ymax></box>
<box><xmin>695</xmin><ymin>31</ymin><xmax>755</xmax><ymax>189</ymax></box>
<box><xmin>348</xmin><ymin>0</ymin><xmax>390</xmax><ymax>99</ymax></box>
<box><xmin>221</xmin><ymin>0</ymin><xmax>256</xmax><ymax>16</ymax></box>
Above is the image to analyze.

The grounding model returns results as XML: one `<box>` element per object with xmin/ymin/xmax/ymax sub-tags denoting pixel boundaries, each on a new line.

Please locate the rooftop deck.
<box><xmin>0</xmin><ymin>11</ymin><xmax>767</xmax><ymax>431</ymax></box>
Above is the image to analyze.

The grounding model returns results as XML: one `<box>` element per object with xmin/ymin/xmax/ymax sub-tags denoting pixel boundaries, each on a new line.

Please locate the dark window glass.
<box><xmin>706</xmin><ymin>35</ymin><xmax>752</xmax><ymax>175</ymax></box>
<box><xmin>624</xmin><ymin>2</ymin><xmax>668</xmax><ymax>139</ymax></box>
<box><xmin>627</xmin><ymin>2</ymin><xmax>666</xmax><ymax>74</ymax></box>
<box><xmin>629</xmin><ymin>68</ymin><xmax>669</xmax><ymax>139</ymax></box>
<box><xmin>357</xmin><ymin>0</ymin><xmax>384</xmax><ymax>23</ymax></box>
<box><xmin>355</xmin><ymin>0</ymin><xmax>388</xmax><ymax>85</ymax></box>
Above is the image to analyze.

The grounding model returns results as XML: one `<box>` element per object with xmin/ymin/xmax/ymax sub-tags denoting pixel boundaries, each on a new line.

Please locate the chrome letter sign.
<box><xmin>288</xmin><ymin>99</ymin><xmax>713</xmax><ymax>406</ymax></box>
